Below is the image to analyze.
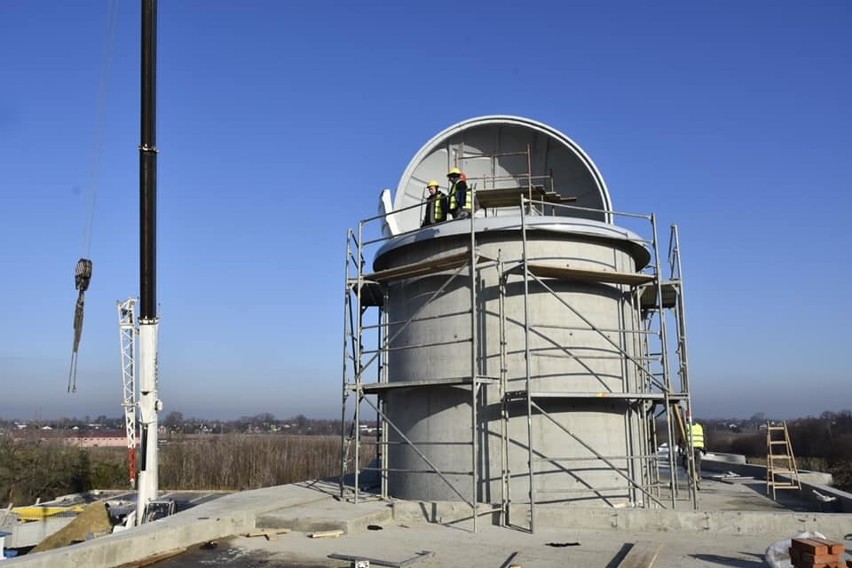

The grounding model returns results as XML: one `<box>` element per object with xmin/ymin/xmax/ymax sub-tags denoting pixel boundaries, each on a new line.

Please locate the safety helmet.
<box><xmin>426</xmin><ymin>180</ymin><xmax>440</xmax><ymax>188</ymax></box>
<box><xmin>447</xmin><ymin>167</ymin><xmax>462</xmax><ymax>177</ymax></box>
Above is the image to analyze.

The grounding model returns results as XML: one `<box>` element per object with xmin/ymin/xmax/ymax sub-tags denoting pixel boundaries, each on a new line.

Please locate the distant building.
<box><xmin>10</xmin><ymin>428</ymin><xmax>127</xmax><ymax>448</ymax></box>
<box><xmin>65</xmin><ymin>431</ymin><xmax>126</xmax><ymax>448</ymax></box>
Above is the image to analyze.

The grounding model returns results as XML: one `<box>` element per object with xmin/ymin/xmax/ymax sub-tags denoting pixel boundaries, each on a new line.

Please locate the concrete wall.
<box><xmin>4</xmin><ymin>517</ymin><xmax>75</xmax><ymax>549</ymax></box>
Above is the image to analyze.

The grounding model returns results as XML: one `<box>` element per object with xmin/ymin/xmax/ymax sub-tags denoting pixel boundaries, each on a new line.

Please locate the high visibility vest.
<box><xmin>448</xmin><ymin>180</ymin><xmax>473</xmax><ymax>211</ymax></box>
<box><xmin>689</xmin><ymin>423</ymin><xmax>705</xmax><ymax>450</ymax></box>
<box><xmin>423</xmin><ymin>193</ymin><xmax>446</xmax><ymax>225</ymax></box>
<box><xmin>432</xmin><ymin>194</ymin><xmax>445</xmax><ymax>222</ymax></box>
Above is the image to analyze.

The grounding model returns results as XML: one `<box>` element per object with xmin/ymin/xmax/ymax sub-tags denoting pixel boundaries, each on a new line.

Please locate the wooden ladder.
<box><xmin>766</xmin><ymin>421</ymin><xmax>800</xmax><ymax>499</ymax></box>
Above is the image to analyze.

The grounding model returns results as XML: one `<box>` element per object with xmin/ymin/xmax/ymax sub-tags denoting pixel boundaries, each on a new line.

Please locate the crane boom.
<box><xmin>136</xmin><ymin>0</ymin><xmax>161</xmax><ymax>523</ymax></box>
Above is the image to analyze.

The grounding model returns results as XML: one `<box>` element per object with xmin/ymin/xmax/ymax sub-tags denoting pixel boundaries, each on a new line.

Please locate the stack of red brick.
<box><xmin>789</xmin><ymin>537</ymin><xmax>849</xmax><ymax>568</ymax></box>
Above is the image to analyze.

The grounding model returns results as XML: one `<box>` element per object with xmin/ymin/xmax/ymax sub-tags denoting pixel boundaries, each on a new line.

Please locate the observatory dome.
<box><xmin>391</xmin><ymin>115</ymin><xmax>613</xmax><ymax>233</ymax></box>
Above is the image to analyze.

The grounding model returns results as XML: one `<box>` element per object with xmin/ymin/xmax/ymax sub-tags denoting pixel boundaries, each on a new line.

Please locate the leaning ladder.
<box><xmin>766</xmin><ymin>421</ymin><xmax>800</xmax><ymax>500</ymax></box>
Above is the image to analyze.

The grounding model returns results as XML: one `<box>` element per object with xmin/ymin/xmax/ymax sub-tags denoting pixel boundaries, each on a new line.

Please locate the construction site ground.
<box><xmin>149</xmin><ymin>472</ymin><xmax>850</xmax><ymax>568</ymax></box>
<box><xmin>8</xmin><ymin>467</ymin><xmax>852</xmax><ymax>568</ymax></box>
<box><xmin>157</xmin><ymin>521</ymin><xmax>784</xmax><ymax>568</ymax></box>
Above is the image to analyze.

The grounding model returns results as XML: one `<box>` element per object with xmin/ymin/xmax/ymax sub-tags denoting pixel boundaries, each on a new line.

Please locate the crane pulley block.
<box><xmin>75</xmin><ymin>258</ymin><xmax>93</xmax><ymax>292</ymax></box>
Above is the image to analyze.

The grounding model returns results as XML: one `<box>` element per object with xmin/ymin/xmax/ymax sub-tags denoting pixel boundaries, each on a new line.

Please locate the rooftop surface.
<box><xmin>159</xmin><ymin>522</ymin><xmax>780</xmax><ymax>568</ymax></box>
<box><xmin>162</xmin><ymin>467</ymin><xmax>849</xmax><ymax>568</ymax></box>
<box><xmin>8</xmin><ymin>462</ymin><xmax>851</xmax><ymax>568</ymax></box>
<box><xmin>150</xmin><ymin>472</ymin><xmax>850</xmax><ymax>568</ymax></box>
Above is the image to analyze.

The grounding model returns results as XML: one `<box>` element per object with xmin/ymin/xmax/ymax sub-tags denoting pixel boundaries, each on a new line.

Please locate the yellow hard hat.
<box><xmin>426</xmin><ymin>180</ymin><xmax>440</xmax><ymax>188</ymax></box>
<box><xmin>447</xmin><ymin>167</ymin><xmax>462</xmax><ymax>177</ymax></box>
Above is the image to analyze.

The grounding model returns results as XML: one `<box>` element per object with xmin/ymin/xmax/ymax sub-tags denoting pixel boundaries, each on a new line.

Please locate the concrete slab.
<box><xmin>6</xmin><ymin>477</ymin><xmax>852</xmax><ymax>568</ymax></box>
<box><xmin>149</xmin><ymin>521</ymin><xmax>841</xmax><ymax>568</ymax></box>
<box><xmin>257</xmin><ymin>497</ymin><xmax>393</xmax><ymax>534</ymax></box>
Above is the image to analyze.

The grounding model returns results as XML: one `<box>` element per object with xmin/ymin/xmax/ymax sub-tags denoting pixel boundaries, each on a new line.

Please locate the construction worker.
<box><xmin>684</xmin><ymin>421</ymin><xmax>706</xmax><ymax>486</ymax></box>
<box><xmin>446</xmin><ymin>167</ymin><xmax>475</xmax><ymax>219</ymax></box>
<box><xmin>421</xmin><ymin>180</ymin><xmax>448</xmax><ymax>227</ymax></box>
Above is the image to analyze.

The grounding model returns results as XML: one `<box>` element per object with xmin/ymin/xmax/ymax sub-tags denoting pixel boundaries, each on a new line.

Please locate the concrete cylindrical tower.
<box><xmin>373</xmin><ymin>116</ymin><xmax>654</xmax><ymax>507</ymax></box>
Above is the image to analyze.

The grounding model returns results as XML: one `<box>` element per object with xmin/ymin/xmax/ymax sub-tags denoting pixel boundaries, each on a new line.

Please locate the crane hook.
<box><xmin>68</xmin><ymin>258</ymin><xmax>93</xmax><ymax>393</ymax></box>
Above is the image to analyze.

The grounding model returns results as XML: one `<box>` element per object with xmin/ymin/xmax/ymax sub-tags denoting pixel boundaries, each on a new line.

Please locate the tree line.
<box><xmin>0</xmin><ymin>440</ymin><xmax>126</xmax><ymax>507</ymax></box>
<box><xmin>0</xmin><ymin>434</ymin><xmax>375</xmax><ymax>508</ymax></box>
<box><xmin>0</xmin><ymin>413</ymin><xmax>362</xmax><ymax>436</ymax></box>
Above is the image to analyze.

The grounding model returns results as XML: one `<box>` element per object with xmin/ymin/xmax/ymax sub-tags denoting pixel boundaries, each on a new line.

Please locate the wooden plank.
<box><xmin>525</xmin><ymin>263</ymin><xmax>655</xmax><ymax>286</ymax></box>
<box><xmin>672</xmin><ymin>406</ymin><xmax>688</xmax><ymax>463</ymax></box>
<box><xmin>527</xmin><ymin>391</ymin><xmax>685</xmax><ymax>400</ymax></box>
<box><xmin>243</xmin><ymin>528</ymin><xmax>291</xmax><ymax>540</ymax></box>
<box><xmin>365</xmin><ymin>252</ymin><xmax>472</xmax><ymax>283</ymax></box>
<box><xmin>476</xmin><ymin>186</ymin><xmax>578</xmax><ymax>209</ymax></box>
<box><xmin>618</xmin><ymin>541</ymin><xmax>663</xmax><ymax>568</ymax></box>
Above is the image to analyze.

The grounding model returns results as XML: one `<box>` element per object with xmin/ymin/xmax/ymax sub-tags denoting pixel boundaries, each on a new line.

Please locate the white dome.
<box><xmin>392</xmin><ymin>115</ymin><xmax>613</xmax><ymax>233</ymax></box>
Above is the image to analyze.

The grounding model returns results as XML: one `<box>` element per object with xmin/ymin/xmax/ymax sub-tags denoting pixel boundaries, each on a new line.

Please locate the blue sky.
<box><xmin>1</xmin><ymin>1</ymin><xmax>849</xmax><ymax>421</ymax></box>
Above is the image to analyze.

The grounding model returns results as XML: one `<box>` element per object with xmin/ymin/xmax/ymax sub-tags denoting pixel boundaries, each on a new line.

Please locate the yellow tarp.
<box><xmin>12</xmin><ymin>505</ymin><xmax>86</xmax><ymax>521</ymax></box>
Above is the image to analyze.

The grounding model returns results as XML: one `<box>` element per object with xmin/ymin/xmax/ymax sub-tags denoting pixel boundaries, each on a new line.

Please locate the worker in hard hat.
<box><xmin>446</xmin><ymin>167</ymin><xmax>476</xmax><ymax>219</ymax></box>
<box><xmin>421</xmin><ymin>180</ymin><xmax>448</xmax><ymax>227</ymax></box>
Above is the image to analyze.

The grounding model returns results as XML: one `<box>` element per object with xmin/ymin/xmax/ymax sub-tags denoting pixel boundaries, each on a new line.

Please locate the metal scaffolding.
<box><xmin>341</xmin><ymin>152</ymin><xmax>696</xmax><ymax>532</ymax></box>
